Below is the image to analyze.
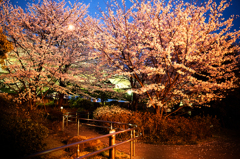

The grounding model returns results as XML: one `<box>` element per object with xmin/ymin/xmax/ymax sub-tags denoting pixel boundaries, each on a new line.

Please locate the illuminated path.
<box><xmin>62</xmin><ymin>124</ymin><xmax>240</xmax><ymax>159</ymax></box>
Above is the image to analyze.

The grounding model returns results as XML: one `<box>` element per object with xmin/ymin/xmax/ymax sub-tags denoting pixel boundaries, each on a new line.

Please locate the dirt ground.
<box><xmin>48</xmin><ymin>123</ymin><xmax>240</xmax><ymax>159</ymax></box>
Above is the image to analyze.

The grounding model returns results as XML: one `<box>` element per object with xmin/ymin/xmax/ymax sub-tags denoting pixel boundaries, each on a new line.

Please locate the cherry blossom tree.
<box><xmin>0</xmin><ymin>28</ymin><xmax>13</xmax><ymax>68</ymax></box>
<box><xmin>90</xmin><ymin>0</ymin><xmax>240</xmax><ymax>118</ymax></box>
<box><xmin>0</xmin><ymin>0</ymin><xmax>104</xmax><ymax>109</ymax></box>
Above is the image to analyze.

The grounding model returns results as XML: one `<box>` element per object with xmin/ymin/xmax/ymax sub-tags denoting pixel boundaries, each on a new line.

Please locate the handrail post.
<box><xmin>109</xmin><ymin>129</ymin><xmax>116</xmax><ymax>159</ymax></box>
<box><xmin>130</xmin><ymin>130</ymin><xmax>133</xmax><ymax>159</ymax></box>
<box><xmin>77</xmin><ymin>119</ymin><xmax>80</xmax><ymax>136</ymax></box>
<box><xmin>77</xmin><ymin>118</ymin><xmax>80</xmax><ymax>158</ymax></box>
<box><xmin>77</xmin><ymin>144</ymin><xmax>80</xmax><ymax>157</ymax></box>
<box><xmin>66</xmin><ymin>112</ymin><xmax>69</xmax><ymax>127</ymax></box>
<box><xmin>133</xmin><ymin>129</ymin><xmax>136</xmax><ymax>156</ymax></box>
<box><xmin>62</xmin><ymin>115</ymin><xmax>64</xmax><ymax>131</ymax></box>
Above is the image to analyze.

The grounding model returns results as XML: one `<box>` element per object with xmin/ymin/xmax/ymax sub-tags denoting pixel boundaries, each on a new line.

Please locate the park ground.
<box><xmin>44</xmin><ymin>123</ymin><xmax>240</xmax><ymax>159</ymax></box>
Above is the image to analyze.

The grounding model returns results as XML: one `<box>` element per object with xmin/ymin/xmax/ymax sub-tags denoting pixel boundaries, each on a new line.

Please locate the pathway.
<box><xmin>63</xmin><ymin>123</ymin><xmax>240</xmax><ymax>159</ymax></box>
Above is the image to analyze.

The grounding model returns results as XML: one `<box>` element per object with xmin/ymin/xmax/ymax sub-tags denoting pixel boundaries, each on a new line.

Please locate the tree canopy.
<box><xmin>0</xmin><ymin>0</ymin><xmax>102</xmax><ymax>108</ymax></box>
<box><xmin>90</xmin><ymin>0</ymin><xmax>240</xmax><ymax>117</ymax></box>
<box><xmin>0</xmin><ymin>29</ymin><xmax>13</xmax><ymax>68</ymax></box>
<box><xmin>0</xmin><ymin>0</ymin><xmax>239</xmax><ymax>117</ymax></box>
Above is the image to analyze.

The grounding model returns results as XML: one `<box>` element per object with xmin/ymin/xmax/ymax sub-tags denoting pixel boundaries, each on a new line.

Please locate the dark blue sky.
<box><xmin>9</xmin><ymin>0</ymin><xmax>240</xmax><ymax>34</ymax></box>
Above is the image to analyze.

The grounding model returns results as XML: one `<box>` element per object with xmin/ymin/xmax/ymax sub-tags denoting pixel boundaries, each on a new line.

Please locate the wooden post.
<box><xmin>76</xmin><ymin>112</ymin><xmax>78</xmax><ymax>122</ymax></box>
<box><xmin>66</xmin><ymin>113</ymin><xmax>69</xmax><ymax>127</ymax></box>
<box><xmin>133</xmin><ymin>129</ymin><xmax>135</xmax><ymax>156</ymax></box>
<box><xmin>77</xmin><ymin>119</ymin><xmax>80</xmax><ymax>136</ymax></box>
<box><xmin>77</xmin><ymin>119</ymin><xmax>80</xmax><ymax>157</ymax></box>
<box><xmin>109</xmin><ymin>129</ymin><xmax>115</xmax><ymax>159</ymax></box>
<box><xmin>62</xmin><ymin>115</ymin><xmax>64</xmax><ymax>131</ymax></box>
<box><xmin>130</xmin><ymin>130</ymin><xmax>133</xmax><ymax>159</ymax></box>
<box><xmin>77</xmin><ymin>144</ymin><xmax>80</xmax><ymax>157</ymax></box>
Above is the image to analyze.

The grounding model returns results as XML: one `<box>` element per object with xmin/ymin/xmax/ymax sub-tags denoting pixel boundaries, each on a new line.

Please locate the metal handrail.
<box><xmin>22</xmin><ymin>128</ymin><xmax>138</xmax><ymax>158</ymax></box>
<box><xmin>23</xmin><ymin>111</ymin><xmax>140</xmax><ymax>159</ymax></box>
<box><xmin>77</xmin><ymin>137</ymin><xmax>137</xmax><ymax>159</ymax></box>
<box><xmin>63</xmin><ymin>112</ymin><xmax>137</xmax><ymax>132</ymax></box>
<box><xmin>64</xmin><ymin>111</ymin><xmax>137</xmax><ymax>127</ymax></box>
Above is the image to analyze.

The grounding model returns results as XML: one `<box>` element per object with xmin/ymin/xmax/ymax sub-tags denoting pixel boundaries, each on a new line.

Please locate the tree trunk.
<box><xmin>101</xmin><ymin>93</ymin><xmax>106</xmax><ymax>105</ymax></box>
<box><xmin>155</xmin><ymin>106</ymin><xmax>160</xmax><ymax>116</ymax></box>
<box><xmin>132</xmin><ymin>93</ymin><xmax>138</xmax><ymax>111</ymax></box>
<box><xmin>58</xmin><ymin>80</ymin><xmax>65</xmax><ymax>108</ymax></box>
<box><xmin>58</xmin><ymin>93</ymin><xmax>64</xmax><ymax>108</ymax></box>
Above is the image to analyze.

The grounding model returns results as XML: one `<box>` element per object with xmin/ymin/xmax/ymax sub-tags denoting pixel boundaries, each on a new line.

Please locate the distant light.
<box><xmin>166</xmin><ymin>108</ymin><xmax>171</xmax><ymax>112</ymax></box>
<box><xmin>179</xmin><ymin>101</ymin><xmax>183</xmax><ymax>107</ymax></box>
<box><xmin>68</xmin><ymin>24</ymin><xmax>75</xmax><ymax>31</ymax></box>
<box><xmin>127</xmin><ymin>90</ymin><xmax>132</xmax><ymax>95</ymax></box>
<box><xmin>61</xmin><ymin>106</ymin><xmax>63</xmax><ymax>110</ymax></box>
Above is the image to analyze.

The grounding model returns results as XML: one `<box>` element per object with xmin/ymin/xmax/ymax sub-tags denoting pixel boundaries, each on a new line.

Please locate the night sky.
<box><xmin>8</xmin><ymin>0</ymin><xmax>240</xmax><ymax>38</ymax></box>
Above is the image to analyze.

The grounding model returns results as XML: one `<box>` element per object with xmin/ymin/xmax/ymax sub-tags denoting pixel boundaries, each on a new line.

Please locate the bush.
<box><xmin>94</xmin><ymin>106</ymin><xmax>220</xmax><ymax>144</ymax></box>
<box><xmin>93</xmin><ymin>105</ymin><xmax>132</xmax><ymax>138</ymax></box>
<box><xmin>38</xmin><ymin>100</ymin><xmax>55</xmax><ymax>107</ymax></box>
<box><xmin>93</xmin><ymin>105</ymin><xmax>132</xmax><ymax>118</ymax></box>
<box><xmin>69</xmin><ymin>98</ymin><xmax>95</xmax><ymax>111</ymax></box>
<box><xmin>67</xmin><ymin>136</ymin><xmax>102</xmax><ymax>153</ymax></box>
<box><xmin>153</xmin><ymin>115</ymin><xmax>220</xmax><ymax>145</ymax></box>
<box><xmin>46</xmin><ymin>107</ymin><xmax>64</xmax><ymax>121</ymax></box>
<box><xmin>0</xmin><ymin>115</ymin><xmax>49</xmax><ymax>158</ymax></box>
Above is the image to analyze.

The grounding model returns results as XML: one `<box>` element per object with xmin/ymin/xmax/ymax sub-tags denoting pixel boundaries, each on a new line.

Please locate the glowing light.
<box><xmin>127</xmin><ymin>90</ymin><xmax>132</xmax><ymax>95</ymax></box>
<box><xmin>68</xmin><ymin>24</ymin><xmax>75</xmax><ymax>31</ymax></box>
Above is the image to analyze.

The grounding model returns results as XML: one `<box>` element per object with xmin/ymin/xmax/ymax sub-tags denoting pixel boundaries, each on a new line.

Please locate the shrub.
<box><xmin>93</xmin><ymin>105</ymin><xmax>132</xmax><ymax>138</ymax></box>
<box><xmin>0</xmin><ymin>115</ymin><xmax>49</xmax><ymax>158</ymax></box>
<box><xmin>93</xmin><ymin>105</ymin><xmax>132</xmax><ymax>118</ymax></box>
<box><xmin>38</xmin><ymin>100</ymin><xmax>55</xmax><ymax>107</ymax></box>
<box><xmin>94</xmin><ymin>106</ymin><xmax>220</xmax><ymax>144</ymax></box>
<box><xmin>69</xmin><ymin>98</ymin><xmax>95</xmax><ymax>111</ymax></box>
<box><xmin>156</xmin><ymin>115</ymin><xmax>220</xmax><ymax>144</ymax></box>
<box><xmin>66</xmin><ymin>135</ymin><xmax>130</xmax><ymax>159</ymax></box>
<box><xmin>67</xmin><ymin>136</ymin><xmax>102</xmax><ymax>153</ymax></box>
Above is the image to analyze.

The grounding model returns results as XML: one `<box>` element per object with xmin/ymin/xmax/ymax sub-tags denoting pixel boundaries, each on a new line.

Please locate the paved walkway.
<box><xmin>64</xmin><ymin>124</ymin><xmax>240</xmax><ymax>159</ymax></box>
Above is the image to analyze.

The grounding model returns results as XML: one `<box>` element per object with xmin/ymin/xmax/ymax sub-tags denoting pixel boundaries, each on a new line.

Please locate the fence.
<box><xmin>23</xmin><ymin>111</ymin><xmax>140</xmax><ymax>159</ymax></box>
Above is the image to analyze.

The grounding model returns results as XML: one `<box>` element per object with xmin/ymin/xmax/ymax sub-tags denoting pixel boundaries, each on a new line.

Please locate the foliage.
<box><xmin>67</xmin><ymin>136</ymin><xmax>102</xmax><ymax>153</ymax></box>
<box><xmin>66</xmin><ymin>135</ymin><xmax>129</xmax><ymax>159</ymax></box>
<box><xmin>94</xmin><ymin>106</ymin><xmax>220</xmax><ymax>144</ymax></box>
<box><xmin>0</xmin><ymin>0</ymin><xmax>106</xmax><ymax>108</ymax></box>
<box><xmin>0</xmin><ymin>93</ymin><xmax>16</xmax><ymax>110</ymax></box>
<box><xmin>93</xmin><ymin>105</ymin><xmax>132</xmax><ymax>118</ymax></box>
<box><xmin>36</xmin><ymin>99</ymin><xmax>55</xmax><ymax>108</ymax></box>
<box><xmin>69</xmin><ymin>97</ymin><xmax>95</xmax><ymax>111</ymax></box>
<box><xmin>151</xmin><ymin>115</ymin><xmax>220</xmax><ymax>144</ymax></box>
<box><xmin>89</xmin><ymin>0</ymin><xmax>240</xmax><ymax>117</ymax></box>
<box><xmin>0</xmin><ymin>29</ymin><xmax>13</xmax><ymax>68</ymax></box>
<box><xmin>210</xmin><ymin>87</ymin><xmax>240</xmax><ymax>129</ymax></box>
<box><xmin>45</xmin><ymin>107</ymin><xmax>63</xmax><ymax>122</ymax></box>
<box><xmin>0</xmin><ymin>115</ymin><xmax>49</xmax><ymax>158</ymax></box>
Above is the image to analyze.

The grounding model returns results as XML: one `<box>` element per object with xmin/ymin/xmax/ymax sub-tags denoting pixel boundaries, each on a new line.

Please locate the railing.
<box><xmin>23</xmin><ymin>111</ymin><xmax>140</xmax><ymax>159</ymax></box>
